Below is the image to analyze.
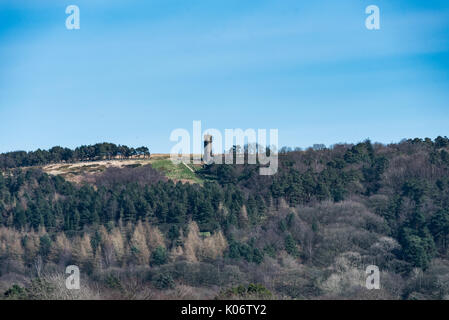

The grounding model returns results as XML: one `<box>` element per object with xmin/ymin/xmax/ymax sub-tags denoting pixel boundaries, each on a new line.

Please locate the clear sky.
<box><xmin>1</xmin><ymin>0</ymin><xmax>448</xmax><ymax>153</ymax></box>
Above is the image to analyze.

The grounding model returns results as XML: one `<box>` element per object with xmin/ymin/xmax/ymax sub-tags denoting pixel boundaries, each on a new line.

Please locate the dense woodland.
<box><xmin>1</xmin><ymin>136</ymin><xmax>449</xmax><ymax>300</ymax></box>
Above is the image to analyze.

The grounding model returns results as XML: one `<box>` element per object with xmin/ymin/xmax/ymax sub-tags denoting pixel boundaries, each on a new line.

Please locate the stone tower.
<box><xmin>204</xmin><ymin>134</ymin><xmax>213</xmax><ymax>164</ymax></box>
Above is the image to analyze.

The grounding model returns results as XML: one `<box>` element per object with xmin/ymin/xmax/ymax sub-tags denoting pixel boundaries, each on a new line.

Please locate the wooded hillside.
<box><xmin>1</xmin><ymin>136</ymin><xmax>448</xmax><ymax>300</ymax></box>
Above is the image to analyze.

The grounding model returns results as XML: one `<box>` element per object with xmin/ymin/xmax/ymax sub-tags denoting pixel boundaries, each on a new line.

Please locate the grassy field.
<box><xmin>149</xmin><ymin>159</ymin><xmax>203</xmax><ymax>184</ymax></box>
<box><xmin>42</xmin><ymin>156</ymin><xmax>204</xmax><ymax>184</ymax></box>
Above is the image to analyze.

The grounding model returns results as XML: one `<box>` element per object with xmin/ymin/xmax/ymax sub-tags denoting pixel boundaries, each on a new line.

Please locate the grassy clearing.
<box><xmin>149</xmin><ymin>159</ymin><xmax>203</xmax><ymax>184</ymax></box>
<box><xmin>42</xmin><ymin>156</ymin><xmax>203</xmax><ymax>185</ymax></box>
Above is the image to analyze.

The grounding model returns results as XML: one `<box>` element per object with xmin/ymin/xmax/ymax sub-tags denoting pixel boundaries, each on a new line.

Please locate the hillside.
<box><xmin>41</xmin><ymin>155</ymin><xmax>202</xmax><ymax>185</ymax></box>
<box><xmin>0</xmin><ymin>137</ymin><xmax>449</xmax><ymax>300</ymax></box>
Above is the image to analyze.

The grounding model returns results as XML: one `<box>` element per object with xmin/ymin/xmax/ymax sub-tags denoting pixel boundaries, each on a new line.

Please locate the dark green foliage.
<box><xmin>434</xmin><ymin>136</ymin><xmax>449</xmax><ymax>149</ymax></box>
<box><xmin>252</xmin><ymin>248</ymin><xmax>264</xmax><ymax>264</ymax></box>
<box><xmin>0</xmin><ymin>169</ymin><xmax>243</xmax><ymax>233</ymax></box>
<box><xmin>2</xmin><ymin>279</ymin><xmax>56</xmax><ymax>300</ymax></box>
<box><xmin>153</xmin><ymin>273</ymin><xmax>175</xmax><ymax>290</ymax></box>
<box><xmin>344</xmin><ymin>140</ymin><xmax>373</xmax><ymax>164</ymax></box>
<box><xmin>278</xmin><ymin>220</ymin><xmax>287</xmax><ymax>232</ymax></box>
<box><xmin>263</xmin><ymin>244</ymin><xmax>276</xmax><ymax>258</ymax></box>
<box><xmin>285</xmin><ymin>234</ymin><xmax>298</xmax><ymax>257</ymax></box>
<box><xmin>399</xmin><ymin>210</ymin><xmax>436</xmax><ymax>269</ymax></box>
<box><xmin>24</xmin><ymin>278</ymin><xmax>55</xmax><ymax>299</ymax></box>
<box><xmin>168</xmin><ymin>225</ymin><xmax>180</xmax><ymax>242</ymax></box>
<box><xmin>402</xmin><ymin>180</ymin><xmax>427</xmax><ymax>204</ymax></box>
<box><xmin>228</xmin><ymin>239</ymin><xmax>264</xmax><ymax>264</ymax></box>
<box><xmin>39</xmin><ymin>235</ymin><xmax>52</xmax><ymax>262</ymax></box>
<box><xmin>13</xmin><ymin>205</ymin><xmax>26</xmax><ymax>229</ymax></box>
<box><xmin>218</xmin><ymin>283</ymin><xmax>272</xmax><ymax>299</ymax></box>
<box><xmin>3</xmin><ymin>284</ymin><xmax>27</xmax><ymax>300</ymax></box>
<box><xmin>400</xmin><ymin>229</ymin><xmax>435</xmax><ymax>269</ymax></box>
<box><xmin>430</xmin><ymin>210</ymin><xmax>449</xmax><ymax>250</ymax></box>
<box><xmin>150</xmin><ymin>246</ymin><xmax>168</xmax><ymax>266</ymax></box>
<box><xmin>104</xmin><ymin>274</ymin><xmax>123</xmax><ymax>290</ymax></box>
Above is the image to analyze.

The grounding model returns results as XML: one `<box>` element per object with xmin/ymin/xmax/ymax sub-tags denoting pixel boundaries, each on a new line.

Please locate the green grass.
<box><xmin>199</xmin><ymin>232</ymin><xmax>211</xmax><ymax>237</ymax></box>
<box><xmin>44</xmin><ymin>158</ymin><xmax>203</xmax><ymax>185</ymax></box>
<box><xmin>149</xmin><ymin>159</ymin><xmax>203</xmax><ymax>184</ymax></box>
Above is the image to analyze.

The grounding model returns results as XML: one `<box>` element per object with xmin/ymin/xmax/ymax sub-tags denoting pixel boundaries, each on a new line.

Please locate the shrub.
<box><xmin>150</xmin><ymin>246</ymin><xmax>168</xmax><ymax>266</ymax></box>
<box><xmin>153</xmin><ymin>273</ymin><xmax>175</xmax><ymax>290</ymax></box>
<box><xmin>217</xmin><ymin>283</ymin><xmax>272</xmax><ymax>299</ymax></box>
<box><xmin>3</xmin><ymin>284</ymin><xmax>27</xmax><ymax>300</ymax></box>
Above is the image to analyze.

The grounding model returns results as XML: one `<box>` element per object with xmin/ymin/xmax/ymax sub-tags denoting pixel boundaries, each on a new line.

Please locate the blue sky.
<box><xmin>0</xmin><ymin>0</ymin><xmax>448</xmax><ymax>153</ymax></box>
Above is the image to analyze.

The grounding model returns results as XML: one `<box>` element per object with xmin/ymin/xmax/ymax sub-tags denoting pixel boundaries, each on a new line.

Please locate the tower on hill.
<box><xmin>204</xmin><ymin>134</ymin><xmax>213</xmax><ymax>164</ymax></box>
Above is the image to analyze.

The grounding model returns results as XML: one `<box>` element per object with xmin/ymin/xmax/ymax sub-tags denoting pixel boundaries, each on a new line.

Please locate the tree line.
<box><xmin>0</xmin><ymin>142</ymin><xmax>150</xmax><ymax>169</ymax></box>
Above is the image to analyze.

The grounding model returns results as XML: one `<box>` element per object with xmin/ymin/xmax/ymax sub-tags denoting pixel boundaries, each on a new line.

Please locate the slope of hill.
<box><xmin>0</xmin><ymin>136</ymin><xmax>448</xmax><ymax>300</ymax></box>
<box><xmin>40</xmin><ymin>155</ymin><xmax>202</xmax><ymax>185</ymax></box>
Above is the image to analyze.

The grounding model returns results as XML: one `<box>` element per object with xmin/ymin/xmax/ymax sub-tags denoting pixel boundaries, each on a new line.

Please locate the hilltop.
<box><xmin>41</xmin><ymin>155</ymin><xmax>202</xmax><ymax>185</ymax></box>
<box><xmin>0</xmin><ymin>143</ymin><xmax>202</xmax><ymax>185</ymax></box>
